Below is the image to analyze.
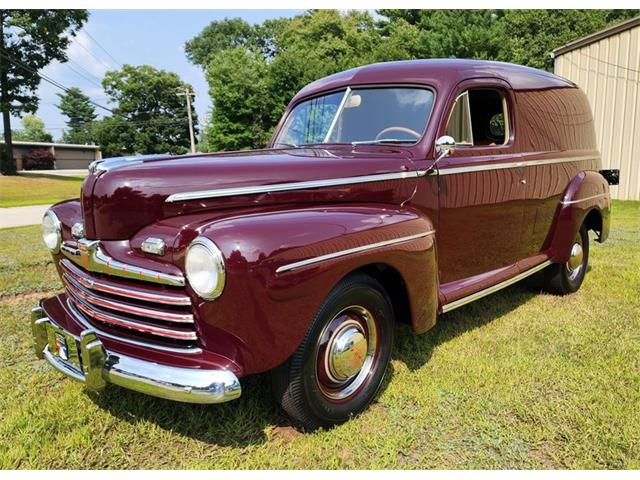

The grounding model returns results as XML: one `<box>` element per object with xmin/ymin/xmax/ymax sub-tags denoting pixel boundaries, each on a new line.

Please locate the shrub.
<box><xmin>22</xmin><ymin>149</ymin><xmax>55</xmax><ymax>170</ymax></box>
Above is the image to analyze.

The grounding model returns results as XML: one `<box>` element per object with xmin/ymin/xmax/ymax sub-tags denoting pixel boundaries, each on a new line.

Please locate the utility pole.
<box><xmin>177</xmin><ymin>87</ymin><xmax>196</xmax><ymax>154</ymax></box>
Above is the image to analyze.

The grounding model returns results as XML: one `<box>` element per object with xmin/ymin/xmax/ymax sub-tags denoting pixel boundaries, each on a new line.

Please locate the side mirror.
<box><xmin>428</xmin><ymin>135</ymin><xmax>456</xmax><ymax>174</ymax></box>
<box><xmin>435</xmin><ymin>135</ymin><xmax>456</xmax><ymax>158</ymax></box>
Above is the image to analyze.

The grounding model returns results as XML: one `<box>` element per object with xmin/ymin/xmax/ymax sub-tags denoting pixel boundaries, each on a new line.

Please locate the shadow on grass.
<box><xmin>89</xmin><ymin>282</ymin><xmax>539</xmax><ymax>445</ymax></box>
<box><xmin>392</xmin><ymin>283</ymin><xmax>537</xmax><ymax>371</ymax></box>
<box><xmin>90</xmin><ymin>371</ymin><xmax>294</xmax><ymax>447</ymax></box>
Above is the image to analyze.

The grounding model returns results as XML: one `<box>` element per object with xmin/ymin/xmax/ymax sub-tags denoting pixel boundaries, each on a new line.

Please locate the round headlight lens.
<box><xmin>185</xmin><ymin>237</ymin><xmax>226</xmax><ymax>300</ymax></box>
<box><xmin>42</xmin><ymin>210</ymin><xmax>62</xmax><ymax>253</ymax></box>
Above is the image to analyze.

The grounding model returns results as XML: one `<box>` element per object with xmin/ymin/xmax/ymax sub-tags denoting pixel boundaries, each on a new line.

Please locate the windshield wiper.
<box><xmin>351</xmin><ymin>139</ymin><xmax>415</xmax><ymax>145</ymax></box>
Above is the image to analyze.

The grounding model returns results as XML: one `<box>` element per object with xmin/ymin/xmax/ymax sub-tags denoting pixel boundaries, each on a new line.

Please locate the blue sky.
<box><xmin>15</xmin><ymin>9</ymin><xmax>304</xmax><ymax>141</ymax></box>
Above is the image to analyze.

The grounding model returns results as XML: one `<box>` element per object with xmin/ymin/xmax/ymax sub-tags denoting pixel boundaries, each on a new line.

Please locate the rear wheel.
<box><xmin>272</xmin><ymin>274</ymin><xmax>394</xmax><ymax>429</ymax></box>
<box><xmin>543</xmin><ymin>224</ymin><xmax>589</xmax><ymax>295</ymax></box>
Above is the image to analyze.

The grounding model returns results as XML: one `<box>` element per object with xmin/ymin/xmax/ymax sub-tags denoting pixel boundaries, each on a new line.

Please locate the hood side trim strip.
<box><xmin>276</xmin><ymin>231</ymin><xmax>434</xmax><ymax>273</ymax></box>
<box><xmin>165</xmin><ymin>170</ymin><xmax>418</xmax><ymax>203</ymax></box>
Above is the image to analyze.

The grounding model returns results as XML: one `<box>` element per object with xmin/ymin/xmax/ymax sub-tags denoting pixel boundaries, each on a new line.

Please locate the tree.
<box><xmin>0</xmin><ymin>9</ymin><xmax>87</xmax><ymax>173</ymax></box>
<box><xmin>95</xmin><ymin>64</ymin><xmax>197</xmax><ymax>157</ymax></box>
<box><xmin>190</xmin><ymin>9</ymin><xmax>640</xmax><ymax>152</ymax></box>
<box><xmin>56</xmin><ymin>87</ymin><xmax>96</xmax><ymax>144</ymax></box>
<box><xmin>12</xmin><ymin>114</ymin><xmax>52</xmax><ymax>142</ymax></box>
<box><xmin>185</xmin><ymin>18</ymin><xmax>259</xmax><ymax>68</ymax></box>
<box><xmin>204</xmin><ymin>48</ymin><xmax>272</xmax><ymax>151</ymax></box>
<box><xmin>497</xmin><ymin>10</ymin><xmax>639</xmax><ymax>70</ymax></box>
<box><xmin>190</xmin><ymin>10</ymin><xmax>382</xmax><ymax>151</ymax></box>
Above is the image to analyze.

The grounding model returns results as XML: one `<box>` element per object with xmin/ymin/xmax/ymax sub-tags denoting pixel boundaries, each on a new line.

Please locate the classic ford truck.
<box><xmin>32</xmin><ymin>59</ymin><xmax>616</xmax><ymax>429</ymax></box>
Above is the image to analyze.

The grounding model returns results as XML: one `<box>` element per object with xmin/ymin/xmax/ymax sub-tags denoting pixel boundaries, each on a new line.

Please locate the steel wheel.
<box><xmin>272</xmin><ymin>273</ymin><xmax>394</xmax><ymax>429</ymax></box>
<box><xmin>543</xmin><ymin>224</ymin><xmax>589</xmax><ymax>295</ymax></box>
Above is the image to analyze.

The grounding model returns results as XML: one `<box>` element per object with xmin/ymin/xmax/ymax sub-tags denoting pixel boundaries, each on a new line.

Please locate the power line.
<box><xmin>70</xmin><ymin>34</ymin><xmax>118</xmax><ymax>71</ymax></box>
<box><xmin>41</xmin><ymin>118</ymin><xmax>190</xmax><ymax>129</ymax></box>
<box><xmin>83</xmin><ymin>28</ymin><xmax>123</xmax><ymax>68</ymax></box>
<box><xmin>61</xmin><ymin>59</ymin><xmax>104</xmax><ymax>89</ymax></box>
<box><xmin>0</xmin><ymin>50</ymin><xmax>115</xmax><ymax>113</ymax></box>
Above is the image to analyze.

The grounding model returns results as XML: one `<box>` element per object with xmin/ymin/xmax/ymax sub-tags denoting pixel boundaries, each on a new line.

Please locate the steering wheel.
<box><xmin>375</xmin><ymin>126</ymin><xmax>421</xmax><ymax>141</ymax></box>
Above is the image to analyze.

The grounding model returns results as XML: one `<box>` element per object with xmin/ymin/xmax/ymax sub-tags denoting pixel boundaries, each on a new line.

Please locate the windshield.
<box><xmin>273</xmin><ymin>87</ymin><xmax>435</xmax><ymax>147</ymax></box>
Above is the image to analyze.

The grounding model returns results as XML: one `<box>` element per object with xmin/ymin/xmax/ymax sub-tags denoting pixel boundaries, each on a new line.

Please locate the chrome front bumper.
<box><xmin>31</xmin><ymin>306</ymin><xmax>241</xmax><ymax>404</ymax></box>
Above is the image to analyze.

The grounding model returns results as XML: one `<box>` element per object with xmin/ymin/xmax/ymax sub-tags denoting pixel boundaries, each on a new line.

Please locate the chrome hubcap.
<box><xmin>316</xmin><ymin>306</ymin><xmax>378</xmax><ymax>401</ymax></box>
<box><xmin>327</xmin><ymin>322</ymin><xmax>368</xmax><ymax>382</ymax></box>
<box><xmin>566</xmin><ymin>234</ymin><xmax>584</xmax><ymax>281</ymax></box>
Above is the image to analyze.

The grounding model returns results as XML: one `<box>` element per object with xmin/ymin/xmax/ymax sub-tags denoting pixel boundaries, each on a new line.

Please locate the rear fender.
<box><xmin>546</xmin><ymin>171</ymin><xmax>611</xmax><ymax>263</ymax></box>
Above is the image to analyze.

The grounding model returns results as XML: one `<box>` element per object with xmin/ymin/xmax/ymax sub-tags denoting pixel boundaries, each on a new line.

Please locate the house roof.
<box><xmin>552</xmin><ymin>16</ymin><xmax>640</xmax><ymax>57</ymax></box>
<box><xmin>0</xmin><ymin>140</ymin><xmax>100</xmax><ymax>150</ymax></box>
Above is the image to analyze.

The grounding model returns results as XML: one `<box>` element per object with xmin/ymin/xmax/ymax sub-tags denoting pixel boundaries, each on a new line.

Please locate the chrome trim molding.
<box><xmin>31</xmin><ymin>310</ymin><xmax>241</xmax><ymax>404</ymax></box>
<box><xmin>420</xmin><ymin>155</ymin><xmax>600</xmax><ymax>176</ymax></box>
<box><xmin>61</xmin><ymin>238</ymin><xmax>185</xmax><ymax>287</ymax></box>
<box><xmin>66</xmin><ymin>287</ymin><xmax>197</xmax><ymax>341</ymax></box>
<box><xmin>165</xmin><ymin>170</ymin><xmax>419</xmax><ymax>203</ymax></box>
<box><xmin>442</xmin><ymin>260</ymin><xmax>552</xmax><ymax>313</ymax></box>
<box><xmin>60</xmin><ymin>259</ymin><xmax>191</xmax><ymax>306</ymax></box>
<box><xmin>167</xmin><ymin>155</ymin><xmax>598</xmax><ymax>202</ymax></box>
<box><xmin>276</xmin><ymin>231</ymin><xmax>435</xmax><ymax>273</ymax></box>
<box><xmin>560</xmin><ymin>192</ymin><xmax>610</xmax><ymax>205</ymax></box>
<box><xmin>64</xmin><ymin>274</ymin><xmax>194</xmax><ymax>324</ymax></box>
<box><xmin>66</xmin><ymin>299</ymin><xmax>202</xmax><ymax>354</ymax></box>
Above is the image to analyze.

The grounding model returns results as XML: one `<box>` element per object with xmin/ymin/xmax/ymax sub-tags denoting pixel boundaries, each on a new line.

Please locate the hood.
<box><xmin>84</xmin><ymin>147</ymin><xmax>418</xmax><ymax>240</ymax></box>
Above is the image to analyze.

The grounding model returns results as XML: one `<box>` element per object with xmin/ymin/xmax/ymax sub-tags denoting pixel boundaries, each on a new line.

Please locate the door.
<box><xmin>435</xmin><ymin>81</ymin><xmax>526</xmax><ymax>293</ymax></box>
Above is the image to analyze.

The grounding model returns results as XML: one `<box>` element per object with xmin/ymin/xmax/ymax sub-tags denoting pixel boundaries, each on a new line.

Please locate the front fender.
<box><xmin>189</xmin><ymin>204</ymin><xmax>437</xmax><ymax>375</ymax></box>
<box><xmin>546</xmin><ymin>170</ymin><xmax>611</xmax><ymax>263</ymax></box>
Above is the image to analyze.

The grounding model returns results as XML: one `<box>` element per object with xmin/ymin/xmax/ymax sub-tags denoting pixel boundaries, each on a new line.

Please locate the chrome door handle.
<box><xmin>520</xmin><ymin>179</ymin><xmax>527</xmax><ymax>184</ymax></box>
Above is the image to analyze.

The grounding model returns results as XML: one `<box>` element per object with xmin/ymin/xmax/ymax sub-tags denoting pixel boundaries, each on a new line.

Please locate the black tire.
<box><xmin>543</xmin><ymin>224</ymin><xmax>589</xmax><ymax>295</ymax></box>
<box><xmin>272</xmin><ymin>273</ymin><xmax>394</xmax><ymax>430</ymax></box>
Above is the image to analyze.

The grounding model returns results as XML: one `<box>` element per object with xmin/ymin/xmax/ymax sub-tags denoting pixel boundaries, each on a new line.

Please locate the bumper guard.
<box><xmin>31</xmin><ymin>305</ymin><xmax>241</xmax><ymax>404</ymax></box>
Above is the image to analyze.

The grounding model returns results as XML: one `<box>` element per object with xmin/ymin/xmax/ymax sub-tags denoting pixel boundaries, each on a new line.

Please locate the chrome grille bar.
<box><xmin>64</xmin><ymin>273</ymin><xmax>194</xmax><ymax>324</ymax></box>
<box><xmin>60</xmin><ymin>259</ymin><xmax>191</xmax><ymax>306</ymax></box>
<box><xmin>66</xmin><ymin>288</ymin><xmax>197</xmax><ymax>341</ymax></box>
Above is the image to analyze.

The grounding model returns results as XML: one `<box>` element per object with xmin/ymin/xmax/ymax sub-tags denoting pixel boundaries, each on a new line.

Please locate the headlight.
<box><xmin>42</xmin><ymin>210</ymin><xmax>62</xmax><ymax>253</ymax></box>
<box><xmin>185</xmin><ymin>237</ymin><xmax>226</xmax><ymax>300</ymax></box>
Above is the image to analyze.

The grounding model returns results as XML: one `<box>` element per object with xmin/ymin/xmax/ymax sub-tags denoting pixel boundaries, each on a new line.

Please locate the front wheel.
<box><xmin>543</xmin><ymin>224</ymin><xmax>590</xmax><ymax>295</ymax></box>
<box><xmin>272</xmin><ymin>274</ymin><xmax>394</xmax><ymax>430</ymax></box>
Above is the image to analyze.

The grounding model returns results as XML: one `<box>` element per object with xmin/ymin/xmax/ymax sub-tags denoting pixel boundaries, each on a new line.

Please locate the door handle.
<box><xmin>520</xmin><ymin>179</ymin><xmax>527</xmax><ymax>185</ymax></box>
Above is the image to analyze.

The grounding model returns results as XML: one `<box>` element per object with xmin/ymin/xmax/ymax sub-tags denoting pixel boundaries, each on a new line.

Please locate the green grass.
<box><xmin>0</xmin><ymin>201</ymin><xmax>638</xmax><ymax>469</ymax></box>
<box><xmin>0</xmin><ymin>174</ymin><xmax>83</xmax><ymax>208</ymax></box>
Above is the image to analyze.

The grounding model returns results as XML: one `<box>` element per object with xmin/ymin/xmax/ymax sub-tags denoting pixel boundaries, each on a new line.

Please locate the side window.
<box><xmin>445</xmin><ymin>88</ymin><xmax>510</xmax><ymax>147</ymax></box>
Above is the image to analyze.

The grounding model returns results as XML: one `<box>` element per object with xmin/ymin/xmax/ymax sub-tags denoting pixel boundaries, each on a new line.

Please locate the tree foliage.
<box><xmin>93</xmin><ymin>64</ymin><xmax>197</xmax><ymax>157</ymax></box>
<box><xmin>0</xmin><ymin>9</ymin><xmax>87</xmax><ymax>173</ymax></box>
<box><xmin>56</xmin><ymin>87</ymin><xmax>96</xmax><ymax>144</ymax></box>
<box><xmin>188</xmin><ymin>9</ymin><xmax>638</xmax><ymax>153</ymax></box>
<box><xmin>12</xmin><ymin>114</ymin><xmax>53</xmax><ymax>142</ymax></box>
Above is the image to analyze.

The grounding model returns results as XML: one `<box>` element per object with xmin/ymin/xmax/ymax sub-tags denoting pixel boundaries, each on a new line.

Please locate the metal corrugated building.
<box><xmin>553</xmin><ymin>16</ymin><xmax>640</xmax><ymax>200</ymax></box>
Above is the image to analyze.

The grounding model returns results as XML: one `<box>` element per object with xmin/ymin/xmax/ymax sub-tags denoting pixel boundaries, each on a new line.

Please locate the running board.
<box><xmin>441</xmin><ymin>260</ymin><xmax>552</xmax><ymax>313</ymax></box>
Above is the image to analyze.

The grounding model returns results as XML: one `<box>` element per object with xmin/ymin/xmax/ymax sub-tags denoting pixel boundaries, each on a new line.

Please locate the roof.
<box><xmin>552</xmin><ymin>16</ymin><xmax>640</xmax><ymax>57</ymax></box>
<box><xmin>290</xmin><ymin>59</ymin><xmax>574</xmax><ymax>104</ymax></box>
<box><xmin>0</xmin><ymin>140</ymin><xmax>100</xmax><ymax>150</ymax></box>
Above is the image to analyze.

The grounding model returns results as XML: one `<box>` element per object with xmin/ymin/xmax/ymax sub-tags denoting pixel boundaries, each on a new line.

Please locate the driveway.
<box><xmin>0</xmin><ymin>204</ymin><xmax>51</xmax><ymax>228</ymax></box>
<box><xmin>21</xmin><ymin>169</ymin><xmax>89</xmax><ymax>178</ymax></box>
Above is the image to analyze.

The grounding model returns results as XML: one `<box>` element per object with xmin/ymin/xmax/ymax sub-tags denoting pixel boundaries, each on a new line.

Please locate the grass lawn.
<box><xmin>0</xmin><ymin>201</ymin><xmax>638</xmax><ymax>469</ymax></box>
<box><xmin>0</xmin><ymin>174</ymin><xmax>83</xmax><ymax>208</ymax></box>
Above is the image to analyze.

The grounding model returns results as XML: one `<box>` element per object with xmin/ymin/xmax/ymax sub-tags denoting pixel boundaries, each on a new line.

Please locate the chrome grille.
<box><xmin>60</xmin><ymin>259</ymin><xmax>197</xmax><ymax>349</ymax></box>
